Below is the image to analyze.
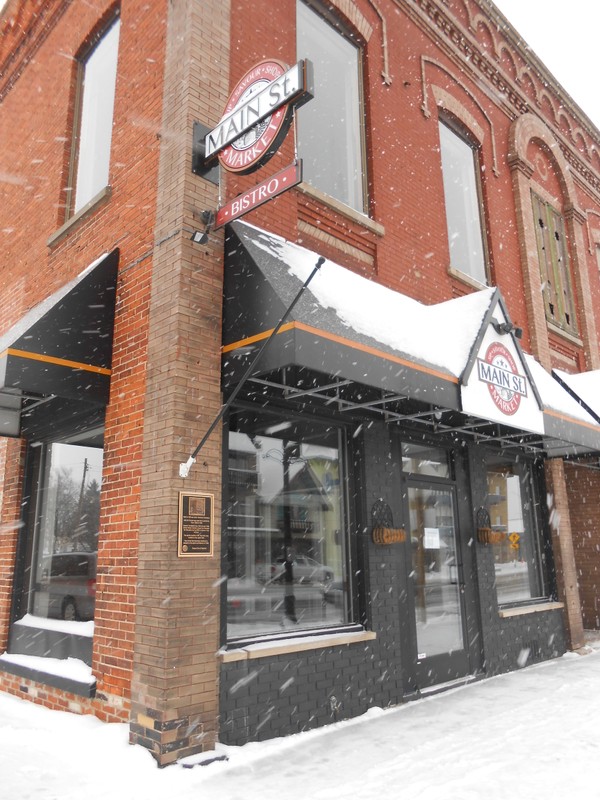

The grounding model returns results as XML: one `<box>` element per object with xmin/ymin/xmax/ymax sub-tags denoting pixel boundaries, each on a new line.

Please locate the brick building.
<box><xmin>1</xmin><ymin>0</ymin><xmax>600</xmax><ymax>766</ymax></box>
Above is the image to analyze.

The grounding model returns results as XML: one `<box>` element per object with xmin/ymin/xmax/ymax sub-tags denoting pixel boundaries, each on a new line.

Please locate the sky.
<box><xmin>493</xmin><ymin>0</ymin><xmax>600</xmax><ymax>130</ymax></box>
<box><xmin>0</xmin><ymin>639</ymin><xmax>599</xmax><ymax>800</ymax></box>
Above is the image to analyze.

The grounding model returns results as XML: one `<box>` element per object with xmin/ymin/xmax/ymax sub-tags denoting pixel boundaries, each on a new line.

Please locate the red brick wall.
<box><xmin>0</xmin><ymin>0</ymin><xmax>168</xmax><ymax>715</ymax></box>
<box><xmin>0</xmin><ymin>438</ymin><xmax>25</xmax><ymax>654</ymax></box>
<box><xmin>565</xmin><ymin>461</ymin><xmax>600</xmax><ymax>630</ymax></box>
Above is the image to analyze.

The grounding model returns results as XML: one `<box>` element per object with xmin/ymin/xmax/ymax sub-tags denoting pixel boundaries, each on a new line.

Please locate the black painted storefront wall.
<box><xmin>219</xmin><ymin>423</ymin><xmax>567</xmax><ymax>745</ymax></box>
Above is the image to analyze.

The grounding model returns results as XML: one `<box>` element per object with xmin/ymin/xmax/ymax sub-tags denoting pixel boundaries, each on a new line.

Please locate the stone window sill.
<box><xmin>547</xmin><ymin>321</ymin><xmax>583</xmax><ymax>348</ymax></box>
<box><xmin>47</xmin><ymin>186</ymin><xmax>112</xmax><ymax>248</ymax></box>
<box><xmin>0</xmin><ymin>655</ymin><xmax>96</xmax><ymax>698</ymax></box>
<box><xmin>498</xmin><ymin>601</ymin><xmax>564</xmax><ymax>619</ymax></box>
<box><xmin>297</xmin><ymin>182</ymin><xmax>385</xmax><ymax>237</ymax></box>
<box><xmin>219</xmin><ymin>628</ymin><xmax>377</xmax><ymax>662</ymax></box>
<box><xmin>448</xmin><ymin>265</ymin><xmax>489</xmax><ymax>291</ymax></box>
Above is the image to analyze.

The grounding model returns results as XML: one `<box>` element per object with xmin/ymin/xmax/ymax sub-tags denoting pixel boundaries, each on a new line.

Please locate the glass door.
<box><xmin>401</xmin><ymin>442</ymin><xmax>472</xmax><ymax>690</ymax></box>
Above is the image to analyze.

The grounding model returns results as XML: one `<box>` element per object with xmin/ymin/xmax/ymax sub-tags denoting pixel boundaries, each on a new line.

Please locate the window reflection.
<box><xmin>227</xmin><ymin>413</ymin><xmax>347</xmax><ymax>639</ymax></box>
<box><xmin>73</xmin><ymin>17</ymin><xmax>120</xmax><ymax>213</ymax></box>
<box><xmin>402</xmin><ymin>442</ymin><xmax>451</xmax><ymax>479</ymax></box>
<box><xmin>31</xmin><ymin>443</ymin><xmax>102</xmax><ymax>621</ymax></box>
<box><xmin>439</xmin><ymin>120</ymin><xmax>487</xmax><ymax>284</ymax></box>
<box><xmin>296</xmin><ymin>0</ymin><xmax>366</xmax><ymax>212</ymax></box>
<box><xmin>486</xmin><ymin>457</ymin><xmax>546</xmax><ymax>604</ymax></box>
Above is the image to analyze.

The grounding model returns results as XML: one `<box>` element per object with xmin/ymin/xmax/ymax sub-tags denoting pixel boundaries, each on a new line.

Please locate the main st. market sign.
<box><xmin>204</xmin><ymin>58</ymin><xmax>312</xmax><ymax>225</ymax></box>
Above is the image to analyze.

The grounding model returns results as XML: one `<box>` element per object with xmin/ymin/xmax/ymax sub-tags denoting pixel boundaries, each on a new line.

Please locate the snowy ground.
<box><xmin>2</xmin><ymin>638</ymin><xmax>600</xmax><ymax>800</ymax></box>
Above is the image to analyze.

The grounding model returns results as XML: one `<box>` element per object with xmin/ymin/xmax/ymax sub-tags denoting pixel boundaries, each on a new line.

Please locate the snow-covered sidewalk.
<box><xmin>2</xmin><ymin>638</ymin><xmax>600</xmax><ymax>800</ymax></box>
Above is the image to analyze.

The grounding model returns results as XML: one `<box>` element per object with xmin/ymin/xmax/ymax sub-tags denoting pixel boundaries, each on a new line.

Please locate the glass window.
<box><xmin>532</xmin><ymin>192</ymin><xmax>577</xmax><ymax>334</ymax></box>
<box><xmin>296</xmin><ymin>0</ymin><xmax>366</xmax><ymax>213</ymax></box>
<box><xmin>485</xmin><ymin>455</ymin><xmax>548</xmax><ymax>605</ymax></box>
<box><xmin>28</xmin><ymin>442</ymin><xmax>102</xmax><ymax>621</ymax></box>
<box><xmin>226</xmin><ymin>410</ymin><xmax>349</xmax><ymax>640</ymax></box>
<box><xmin>439</xmin><ymin>120</ymin><xmax>488</xmax><ymax>284</ymax></box>
<box><xmin>402</xmin><ymin>442</ymin><xmax>451</xmax><ymax>479</ymax></box>
<box><xmin>71</xmin><ymin>17</ymin><xmax>120</xmax><ymax>214</ymax></box>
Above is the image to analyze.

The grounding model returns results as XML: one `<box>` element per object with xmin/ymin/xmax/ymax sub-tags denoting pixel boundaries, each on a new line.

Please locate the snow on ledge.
<box><xmin>0</xmin><ymin>652</ymin><xmax>95</xmax><ymax>685</ymax></box>
<box><xmin>14</xmin><ymin>613</ymin><xmax>94</xmax><ymax>637</ymax></box>
<box><xmin>219</xmin><ymin>629</ymin><xmax>377</xmax><ymax>662</ymax></box>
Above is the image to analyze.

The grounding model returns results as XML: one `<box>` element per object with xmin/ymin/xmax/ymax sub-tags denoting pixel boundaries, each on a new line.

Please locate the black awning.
<box><xmin>0</xmin><ymin>250</ymin><xmax>118</xmax><ymax>407</ymax></box>
<box><xmin>223</xmin><ymin>223</ymin><xmax>461</xmax><ymax>410</ymax></box>
<box><xmin>222</xmin><ymin>223</ymin><xmax>600</xmax><ymax>459</ymax></box>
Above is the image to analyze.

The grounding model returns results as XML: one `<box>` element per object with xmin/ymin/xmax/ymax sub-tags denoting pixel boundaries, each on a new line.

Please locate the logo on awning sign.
<box><xmin>477</xmin><ymin>342</ymin><xmax>527</xmax><ymax>416</ymax></box>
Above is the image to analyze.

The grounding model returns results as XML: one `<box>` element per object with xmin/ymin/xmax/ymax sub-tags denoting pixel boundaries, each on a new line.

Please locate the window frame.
<box><xmin>296</xmin><ymin>0</ymin><xmax>369</xmax><ymax>215</ymax></box>
<box><xmin>532</xmin><ymin>191</ymin><xmax>578</xmax><ymax>335</ymax></box>
<box><xmin>222</xmin><ymin>404</ymin><xmax>357</xmax><ymax>646</ymax></box>
<box><xmin>438</xmin><ymin>117</ymin><xmax>490</xmax><ymax>286</ymax></box>
<box><xmin>12</xmin><ymin>430</ymin><xmax>104</xmax><ymax>626</ymax></box>
<box><xmin>66</xmin><ymin>13</ymin><xmax>120</xmax><ymax>219</ymax></box>
<box><xmin>484</xmin><ymin>452</ymin><xmax>552</xmax><ymax>608</ymax></box>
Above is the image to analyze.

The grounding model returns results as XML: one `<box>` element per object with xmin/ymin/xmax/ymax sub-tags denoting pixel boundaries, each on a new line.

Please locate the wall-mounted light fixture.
<box><xmin>492</xmin><ymin>318</ymin><xmax>523</xmax><ymax>339</ymax></box>
<box><xmin>190</xmin><ymin>210</ymin><xmax>215</xmax><ymax>245</ymax></box>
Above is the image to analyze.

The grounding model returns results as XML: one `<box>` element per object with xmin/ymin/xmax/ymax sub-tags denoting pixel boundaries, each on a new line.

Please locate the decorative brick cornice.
<box><xmin>561</xmin><ymin>147</ymin><xmax>600</xmax><ymax>197</ymax></box>
<box><xmin>564</xmin><ymin>203</ymin><xmax>587</xmax><ymax>227</ymax></box>
<box><xmin>407</xmin><ymin>0</ymin><xmax>528</xmax><ymax>116</ymax></box>
<box><xmin>507</xmin><ymin>153</ymin><xmax>534</xmax><ymax>180</ymax></box>
<box><xmin>0</xmin><ymin>0</ymin><xmax>72</xmax><ymax>102</ymax></box>
<box><xmin>402</xmin><ymin>0</ymin><xmax>600</xmax><ymax>199</ymax></box>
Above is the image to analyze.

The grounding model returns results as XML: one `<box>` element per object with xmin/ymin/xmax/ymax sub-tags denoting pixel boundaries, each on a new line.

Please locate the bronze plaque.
<box><xmin>178</xmin><ymin>492</ymin><xmax>214</xmax><ymax>557</ymax></box>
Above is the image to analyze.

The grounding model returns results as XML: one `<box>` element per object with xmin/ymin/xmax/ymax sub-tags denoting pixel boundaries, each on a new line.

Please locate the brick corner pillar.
<box><xmin>128</xmin><ymin>0</ymin><xmax>230</xmax><ymax>767</ymax></box>
<box><xmin>545</xmin><ymin>458</ymin><xmax>585</xmax><ymax>650</ymax></box>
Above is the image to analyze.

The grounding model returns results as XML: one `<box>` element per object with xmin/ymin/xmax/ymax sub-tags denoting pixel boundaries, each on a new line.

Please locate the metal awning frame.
<box><xmin>242</xmin><ymin>367</ymin><xmax>559</xmax><ymax>458</ymax></box>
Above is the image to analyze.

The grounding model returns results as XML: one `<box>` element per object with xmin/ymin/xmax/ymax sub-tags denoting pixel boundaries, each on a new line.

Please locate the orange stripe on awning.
<box><xmin>2</xmin><ymin>348</ymin><xmax>111</xmax><ymax>376</ymax></box>
<box><xmin>222</xmin><ymin>320</ymin><xmax>458</xmax><ymax>385</ymax></box>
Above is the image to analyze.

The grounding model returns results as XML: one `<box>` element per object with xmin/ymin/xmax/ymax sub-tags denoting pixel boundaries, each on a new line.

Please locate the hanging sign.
<box><xmin>205</xmin><ymin>59</ymin><xmax>313</xmax><ymax>174</ymax></box>
<box><xmin>178</xmin><ymin>492</ymin><xmax>214</xmax><ymax>557</ymax></box>
<box><xmin>215</xmin><ymin>162</ymin><xmax>302</xmax><ymax>228</ymax></box>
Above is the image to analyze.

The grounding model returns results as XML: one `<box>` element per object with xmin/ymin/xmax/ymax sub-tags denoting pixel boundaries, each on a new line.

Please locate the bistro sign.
<box><xmin>215</xmin><ymin>162</ymin><xmax>302</xmax><ymax>228</ymax></box>
<box><xmin>205</xmin><ymin>59</ymin><xmax>313</xmax><ymax>174</ymax></box>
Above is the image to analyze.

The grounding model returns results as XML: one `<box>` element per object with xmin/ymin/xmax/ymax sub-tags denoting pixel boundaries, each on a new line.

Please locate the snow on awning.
<box><xmin>223</xmin><ymin>221</ymin><xmax>492</xmax><ymax>409</ymax></box>
<box><xmin>552</xmin><ymin>368</ymin><xmax>600</xmax><ymax>423</ymax></box>
<box><xmin>0</xmin><ymin>250</ymin><xmax>118</xmax><ymax>437</ymax></box>
<box><xmin>526</xmin><ymin>358</ymin><xmax>600</xmax><ymax>456</ymax></box>
<box><xmin>222</xmin><ymin>222</ymin><xmax>600</xmax><ymax>457</ymax></box>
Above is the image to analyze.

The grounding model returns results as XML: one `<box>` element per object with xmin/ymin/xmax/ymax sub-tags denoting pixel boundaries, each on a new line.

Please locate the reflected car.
<box><xmin>323</xmin><ymin>580</ymin><xmax>344</xmax><ymax>608</ymax></box>
<box><xmin>39</xmin><ymin>552</ymin><xmax>97</xmax><ymax>621</ymax></box>
<box><xmin>256</xmin><ymin>555</ymin><xmax>334</xmax><ymax>585</ymax></box>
